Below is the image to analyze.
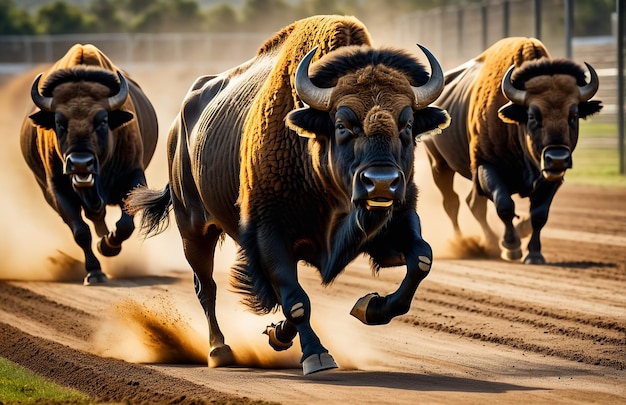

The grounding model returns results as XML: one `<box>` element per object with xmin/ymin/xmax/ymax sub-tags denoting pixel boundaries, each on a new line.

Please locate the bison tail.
<box><xmin>124</xmin><ymin>184</ymin><xmax>172</xmax><ymax>237</ymax></box>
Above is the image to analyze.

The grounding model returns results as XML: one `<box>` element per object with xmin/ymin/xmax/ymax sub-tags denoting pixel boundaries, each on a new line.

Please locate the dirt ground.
<box><xmin>0</xmin><ymin>61</ymin><xmax>624</xmax><ymax>405</ymax></box>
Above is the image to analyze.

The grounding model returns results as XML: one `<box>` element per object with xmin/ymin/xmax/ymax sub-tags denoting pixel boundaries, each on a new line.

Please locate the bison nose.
<box><xmin>354</xmin><ymin>166</ymin><xmax>405</xmax><ymax>209</ymax></box>
<box><xmin>64</xmin><ymin>152</ymin><xmax>98</xmax><ymax>187</ymax></box>
<box><xmin>541</xmin><ymin>145</ymin><xmax>572</xmax><ymax>181</ymax></box>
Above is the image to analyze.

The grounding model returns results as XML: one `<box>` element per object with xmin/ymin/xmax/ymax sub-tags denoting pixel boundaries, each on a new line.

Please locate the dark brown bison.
<box><xmin>21</xmin><ymin>44</ymin><xmax>158</xmax><ymax>284</ymax></box>
<box><xmin>125</xmin><ymin>15</ymin><xmax>449</xmax><ymax>375</ymax></box>
<box><xmin>423</xmin><ymin>37</ymin><xmax>602</xmax><ymax>264</ymax></box>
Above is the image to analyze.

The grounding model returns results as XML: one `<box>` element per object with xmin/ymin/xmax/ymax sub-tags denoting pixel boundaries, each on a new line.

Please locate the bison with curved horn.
<box><xmin>125</xmin><ymin>15</ymin><xmax>449</xmax><ymax>375</ymax></box>
<box><xmin>21</xmin><ymin>44</ymin><xmax>158</xmax><ymax>284</ymax></box>
<box><xmin>423</xmin><ymin>37</ymin><xmax>602</xmax><ymax>264</ymax></box>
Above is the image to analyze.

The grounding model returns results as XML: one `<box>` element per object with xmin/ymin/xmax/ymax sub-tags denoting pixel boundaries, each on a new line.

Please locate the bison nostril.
<box><xmin>64</xmin><ymin>152</ymin><xmax>97</xmax><ymax>175</ymax></box>
<box><xmin>360</xmin><ymin>166</ymin><xmax>403</xmax><ymax>196</ymax></box>
<box><xmin>360</xmin><ymin>171</ymin><xmax>376</xmax><ymax>193</ymax></box>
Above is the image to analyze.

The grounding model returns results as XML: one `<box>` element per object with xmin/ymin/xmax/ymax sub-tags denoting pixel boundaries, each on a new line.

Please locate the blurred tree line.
<box><xmin>0</xmin><ymin>0</ymin><xmax>616</xmax><ymax>36</ymax></box>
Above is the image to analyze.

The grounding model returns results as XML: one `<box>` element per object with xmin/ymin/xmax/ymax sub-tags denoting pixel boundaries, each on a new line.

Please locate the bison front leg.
<box><xmin>475</xmin><ymin>164</ymin><xmax>521</xmax><ymax>261</ymax></box>
<box><xmin>256</xmin><ymin>236</ymin><xmax>337</xmax><ymax>375</ymax></box>
<box><xmin>351</xmin><ymin>210</ymin><xmax>432</xmax><ymax>325</ymax></box>
<box><xmin>53</xmin><ymin>188</ymin><xmax>106</xmax><ymax>285</ymax></box>
<box><xmin>98</xmin><ymin>170</ymin><xmax>146</xmax><ymax>256</ymax></box>
<box><xmin>523</xmin><ymin>180</ymin><xmax>561</xmax><ymax>264</ymax></box>
<box><xmin>96</xmin><ymin>207</ymin><xmax>133</xmax><ymax>257</ymax></box>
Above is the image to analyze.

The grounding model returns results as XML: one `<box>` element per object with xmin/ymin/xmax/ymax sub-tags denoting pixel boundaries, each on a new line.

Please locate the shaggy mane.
<box><xmin>310</xmin><ymin>46</ymin><xmax>430</xmax><ymax>88</ymax></box>
<box><xmin>41</xmin><ymin>66</ymin><xmax>120</xmax><ymax>97</ymax></box>
<box><xmin>512</xmin><ymin>58</ymin><xmax>589</xmax><ymax>89</ymax></box>
<box><xmin>256</xmin><ymin>15</ymin><xmax>371</xmax><ymax>57</ymax></box>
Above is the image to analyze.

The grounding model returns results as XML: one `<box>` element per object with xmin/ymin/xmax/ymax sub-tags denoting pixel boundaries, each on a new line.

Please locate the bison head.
<box><xmin>498</xmin><ymin>59</ymin><xmax>602</xmax><ymax>181</ymax></box>
<box><xmin>286</xmin><ymin>45</ymin><xmax>449</xmax><ymax>234</ymax></box>
<box><xmin>29</xmin><ymin>67</ymin><xmax>133</xmax><ymax>211</ymax></box>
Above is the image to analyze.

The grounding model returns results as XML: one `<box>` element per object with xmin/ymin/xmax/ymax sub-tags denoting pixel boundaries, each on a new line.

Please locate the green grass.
<box><xmin>569</xmin><ymin>121</ymin><xmax>626</xmax><ymax>187</ymax></box>
<box><xmin>0</xmin><ymin>357</ymin><xmax>93</xmax><ymax>404</ymax></box>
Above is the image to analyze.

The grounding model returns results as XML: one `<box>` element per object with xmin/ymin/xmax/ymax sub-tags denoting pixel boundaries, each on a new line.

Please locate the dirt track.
<box><xmin>0</xmin><ymin>65</ymin><xmax>625</xmax><ymax>404</ymax></box>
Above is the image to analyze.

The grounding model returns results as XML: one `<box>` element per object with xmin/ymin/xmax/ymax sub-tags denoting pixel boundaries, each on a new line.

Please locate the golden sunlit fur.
<box><xmin>239</xmin><ymin>15</ymin><xmax>372</xmax><ymax>222</ymax></box>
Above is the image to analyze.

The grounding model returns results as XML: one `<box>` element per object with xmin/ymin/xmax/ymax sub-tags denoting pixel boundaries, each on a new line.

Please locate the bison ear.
<box><xmin>29</xmin><ymin>110</ymin><xmax>55</xmax><ymax>130</ymax></box>
<box><xmin>285</xmin><ymin>107</ymin><xmax>333</xmax><ymax>139</ymax></box>
<box><xmin>498</xmin><ymin>102</ymin><xmax>527</xmax><ymax>124</ymax></box>
<box><xmin>108</xmin><ymin>110</ymin><xmax>134</xmax><ymax>130</ymax></box>
<box><xmin>413</xmin><ymin>107</ymin><xmax>451</xmax><ymax>138</ymax></box>
<box><xmin>579</xmin><ymin>100</ymin><xmax>603</xmax><ymax>119</ymax></box>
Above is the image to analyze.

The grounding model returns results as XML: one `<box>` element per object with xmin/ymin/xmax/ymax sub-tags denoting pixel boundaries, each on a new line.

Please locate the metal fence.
<box><xmin>0</xmin><ymin>32</ymin><xmax>271</xmax><ymax>75</ymax></box>
<box><xmin>0</xmin><ymin>1</ymin><xmax>619</xmax><ymax>135</ymax></box>
<box><xmin>394</xmin><ymin>0</ymin><xmax>567</xmax><ymax>70</ymax></box>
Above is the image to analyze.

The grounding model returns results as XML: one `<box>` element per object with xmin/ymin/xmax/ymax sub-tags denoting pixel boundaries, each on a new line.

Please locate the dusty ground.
<box><xmin>0</xmin><ymin>63</ymin><xmax>624</xmax><ymax>404</ymax></box>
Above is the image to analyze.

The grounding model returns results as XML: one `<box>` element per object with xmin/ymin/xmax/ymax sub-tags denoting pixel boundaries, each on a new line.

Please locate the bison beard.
<box><xmin>126</xmin><ymin>15</ymin><xmax>449</xmax><ymax>375</ymax></box>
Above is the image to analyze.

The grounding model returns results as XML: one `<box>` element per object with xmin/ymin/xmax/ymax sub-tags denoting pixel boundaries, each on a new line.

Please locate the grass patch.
<box><xmin>579</xmin><ymin>121</ymin><xmax>620</xmax><ymax>138</ymax></box>
<box><xmin>571</xmin><ymin>121</ymin><xmax>626</xmax><ymax>187</ymax></box>
<box><xmin>0</xmin><ymin>357</ymin><xmax>93</xmax><ymax>404</ymax></box>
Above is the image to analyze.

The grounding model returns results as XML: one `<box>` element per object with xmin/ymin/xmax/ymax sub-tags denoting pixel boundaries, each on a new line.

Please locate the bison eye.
<box><xmin>527</xmin><ymin>106</ymin><xmax>542</xmax><ymax>130</ymax></box>
<box><xmin>96</xmin><ymin>116</ymin><xmax>108</xmax><ymax>132</ymax></box>
<box><xmin>569</xmin><ymin>107</ymin><xmax>579</xmax><ymax>126</ymax></box>
<box><xmin>55</xmin><ymin>112</ymin><xmax>67</xmax><ymax>132</ymax></box>
<box><xmin>335</xmin><ymin>121</ymin><xmax>354</xmax><ymax>144</ymax></box>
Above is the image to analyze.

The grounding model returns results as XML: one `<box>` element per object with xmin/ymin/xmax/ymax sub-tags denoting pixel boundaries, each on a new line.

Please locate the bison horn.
<box><xmin>412</xmin><ymin>44</ymin><xmax>445</xmax><ymax>109</ymax></box>
<box><xmin>501</xmin><ymin>65</ymin><xmax>527</xmax><ymax>105</ymax></box>
<box><xmin>31</xmin><ymin>73</ymin><xmax>54</xmax><ymax>112</ymax></box>
<box><xmin>106</xmin><ymin>71</ymin><xmax>129</xmax><ymax>110</ymax></box>
<box><xmin>294</xmin><ymin>47</ymin><xmax>334</xmax><ymax>111</ymax></box>
<box><xmin>579</xmin><ymin>62</ymin><xmax>599</xmax><ymax>102</ymax></box>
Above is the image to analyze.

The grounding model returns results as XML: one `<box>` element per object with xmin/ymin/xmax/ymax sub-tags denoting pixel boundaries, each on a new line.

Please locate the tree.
<box><xmin>0</xmin><ymin>0</ymin><xmax>36</xmax><ymax>35</ymax></box>
<box><xmin>88</xmin><ymin>0</ymin><xmax>126</xmax><ymax>33</ymax></box>
<box><xmin>241</xmin><ymin>0</ymin><xmax>297</xmax><ymax>32</ymax></box>
<box><xmin>131</xmin><ymin>0</ymin><xmax>205</xmax><ymax>33</ymax></box>
<box><xmin>574</xmin><ymin>0</ymin><xmax>615</xmax><ymax>36</ymax></box>
<box><xmin>36</xmin><ymin>0</ymin><xmax>91</xmax><ymax>34</ymax></box>
<box><xmin>205</xmin><ymin>3</ymin><xmax>239</xmax><ymax>32</ymax></box>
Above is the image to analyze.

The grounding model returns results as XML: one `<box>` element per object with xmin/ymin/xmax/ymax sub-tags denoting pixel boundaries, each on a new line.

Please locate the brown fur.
<box><xmin>20</xmin><ymin>43</ymin><xmax>159</xmax><ymax>281</ymax></box>
<box><xmin>239</xmin><ymin>15</ymin><xmax>372</xmax><ymax>221</ymax></box>
<box><xmin>467</xmin><ymin>37</ymin><xmax>550</xmax><ymax>171</ymax></box>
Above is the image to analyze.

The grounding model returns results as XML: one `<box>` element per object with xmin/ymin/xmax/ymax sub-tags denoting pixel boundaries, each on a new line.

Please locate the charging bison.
<box><xmin>126</xmin><ymin>15</ymin><xmax>449</xmax><ymax>375</ymax></box>
<box><xmin>21</xmin><ymin>44</ymin><xmax>158</xmax><ymax>284</ymax></box>
<box><xmin>423</xmin><ymin>37</ymin><xmax>602</xmax><ymax>264</ymax></box>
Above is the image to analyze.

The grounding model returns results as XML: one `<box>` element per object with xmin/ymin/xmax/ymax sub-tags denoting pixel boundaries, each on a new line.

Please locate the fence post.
<box><xmin>564</xmin><ymin>0</ymin><xmax>573</xmax><ymax>58</ymax></box>
<box><xmin>618</xmin><ymin>0</ymin><xmax>625</xmax><ymax>174</ymax></box>
<box><xmin>534</xmin><ymin>0</ymin><xmax>542</xmax><ymax>39</ymax></box>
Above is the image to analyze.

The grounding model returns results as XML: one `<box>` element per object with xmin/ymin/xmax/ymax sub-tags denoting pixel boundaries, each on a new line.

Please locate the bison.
<box><xmin>423</xmin><ymin>37</ymin><xmax>602</xmax><ymax>264</ymax></box>
<box><xmin>21</xmin><ymin>44</ymin><xmax>158</xmax><ymax>284</ymax></box>
<box><xmin>125</xmin><ymin>15</ymin><xmax>449</xmax><ymax>375</ymax></box>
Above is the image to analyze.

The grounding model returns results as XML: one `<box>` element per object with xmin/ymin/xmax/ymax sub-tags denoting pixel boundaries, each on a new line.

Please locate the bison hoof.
<box><xmin>523</xmin><ymin>252</ymin><xmax>546</xmax><ymax>265</ymax></box>
<box><xmin>350</xmin><ymin>292</ymin><xmax>392</xmax><ymax>325</ymax></box>
<box><xmin>350</xmin><ymin>292</ymin><xmax>378</xmax><ymax>324</ymax></box>
<box><xmin>302</xmin><ymin>352</ymin><xmax>338</xmax><ymax>376</ymax></box>
<box><xmin>83</xmin><ymin>271</ymin><xmax>108</xmax><ymax>285</ymax></box>
<box><xmin>499</xmin><ymin>240</ymin><xmax>522</xmax><ymax>261</ymax></box>
<box><xmin>97</xmin><ymin>236</ymin><xmax>121</xmax><ymax>257</ymax></box>
<box><xmin>208</xmin><ymin>344</ymin><xmax>235</xmax><ymax>368</ymax></box>
<box><xmin>264</xmin><ymin>323</ymin><xmax>294</xmax><ymax>351</ymax></box>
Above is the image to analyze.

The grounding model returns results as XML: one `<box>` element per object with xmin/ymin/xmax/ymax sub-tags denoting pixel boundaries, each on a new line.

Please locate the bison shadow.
<box><xmin>273</xmin><ymin>370</ymin><xmax>543</xmax><ymax>394</ymax></box>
